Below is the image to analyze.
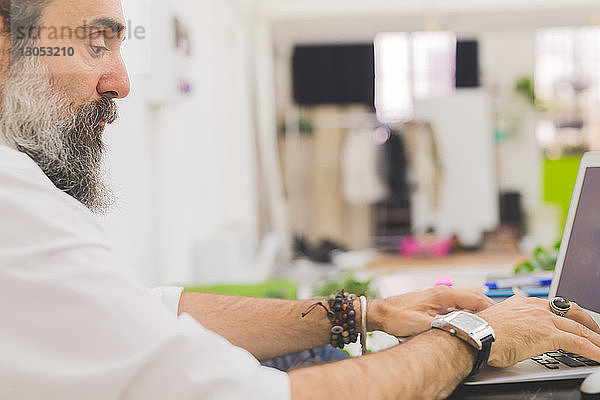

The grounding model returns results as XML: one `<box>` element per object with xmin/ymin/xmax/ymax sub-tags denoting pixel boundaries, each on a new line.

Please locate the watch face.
<box><xmin>451</xmin><ymin>312</ymin><xmax>483</xmax><ymax>332</ymax></box>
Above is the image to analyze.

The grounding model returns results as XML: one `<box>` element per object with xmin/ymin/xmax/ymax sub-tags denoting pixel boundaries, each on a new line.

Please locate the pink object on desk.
<box><xmin>434</xmin><ymin>275</ymin><xmax>454</xmax><ymax>287</ymax></box>
<box><xmin>398</xmin><ymin>236</ymin><xmax>453</xmax><ymax>258</ymax></box>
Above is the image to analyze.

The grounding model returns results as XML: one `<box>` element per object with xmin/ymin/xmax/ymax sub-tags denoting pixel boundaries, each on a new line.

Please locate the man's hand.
<box><xmin>478</xmin><ymin>295</ymin><xmax>600</xmax><ymax>367</ymax></box>
<box><xmin>370</xmin><ymin>286</ymin><xmax>495</xmax><ymax>337</ymax></box>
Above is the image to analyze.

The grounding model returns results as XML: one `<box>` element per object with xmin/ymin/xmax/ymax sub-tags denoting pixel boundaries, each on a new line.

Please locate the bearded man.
<box><xmin>0</xmin><ymin>1</ymin><xmax>124</xmax><ymax>213</ymax></box>
<box><xmin>1</xmin><ymin>1</ymin><xmax>600</xmax><ymax>400</ymax></box>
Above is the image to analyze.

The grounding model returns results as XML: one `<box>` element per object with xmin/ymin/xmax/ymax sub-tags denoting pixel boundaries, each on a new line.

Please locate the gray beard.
<box><xmin>0</xmin><ymin>55</ymin><xmax>119</xmax><ymax>214</ymax></box>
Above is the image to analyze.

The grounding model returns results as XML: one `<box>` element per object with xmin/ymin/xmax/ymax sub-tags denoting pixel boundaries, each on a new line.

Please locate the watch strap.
<box><xmin>470</xmin><ymin>333</ymin><xmax>494</xmax><ymax>376</ymax></box>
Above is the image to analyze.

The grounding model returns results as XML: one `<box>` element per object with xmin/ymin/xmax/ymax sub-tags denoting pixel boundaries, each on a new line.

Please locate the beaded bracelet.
<box><xmin>328</xmin><ymin>290</ymin><xmax>358</xmax><ymax>348</ymax></box>
<box><xmin>301</xmin><ymin>290</ymin><xmax>359</xmax><ymax>349</ymax></box>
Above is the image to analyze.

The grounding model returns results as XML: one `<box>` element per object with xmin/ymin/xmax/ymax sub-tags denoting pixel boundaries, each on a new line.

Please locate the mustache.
<box><xmin>80</xmin><ymin>96</ymin><xmax>119</xmax><ymax>126</ymax></box>
<box><xmin>71</xmin><ymin>96</ymin><xmax>119</xmax><ymax>148</ymax></box>
<box><xmin>57</xmin><ymin>96</ymin><xmax>119</xmax><ymax>160</ymax></box>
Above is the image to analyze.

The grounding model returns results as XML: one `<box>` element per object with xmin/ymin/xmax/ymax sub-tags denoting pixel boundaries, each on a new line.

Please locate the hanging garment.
<box><xmin>380</xmin><ymin>128</ymin><xmax>410</xmax><ymax>199</ymax></box>
<box><xmin>402</xmin><ymin>121</ymin><xmax>443</xmax><ymax>209</ymax></box>
<box><xmin>341</xmin><ymin>129</ymin><xmax>389</xmax><ymax>205</ymax></box>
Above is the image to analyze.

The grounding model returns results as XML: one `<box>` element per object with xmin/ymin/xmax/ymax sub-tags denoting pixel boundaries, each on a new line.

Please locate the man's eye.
<box><xmin>91</xmin><ymin>46</ymin><xmax>109</xmax><ymax>56</ymax></box>
<box><xmin>89</xmin><ymin>31</ymin><xmax>109</xmax><ymax>57</ymax></box>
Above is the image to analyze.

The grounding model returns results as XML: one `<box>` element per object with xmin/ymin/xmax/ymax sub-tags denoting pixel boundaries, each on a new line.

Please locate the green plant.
<box><xmin>279</xmin><ymin>118</ymin><xmax>314</xmax><ymax>136</ymax></box>
<box><xmin>312</xmin><ymin>276</ymin><xmax>377</xmax><ymax>299</ymax></box>
<box><xmin>514</xmin><ymin>240</ymin><xmax>561</xmax><ymax>274</ymax></box>
<box><xmin>184</xmin><ymin>279</ymin><xmax>297</xmax><ymax>300</ymax></box>
<box><xmin>515</xmin><ymin>76</ymin><xmax>536</xmax><ymax>106</ymax></box>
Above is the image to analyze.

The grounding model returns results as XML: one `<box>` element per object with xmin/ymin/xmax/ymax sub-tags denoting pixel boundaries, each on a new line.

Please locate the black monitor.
<box><xmin>456</xmin><ymin>40</ymin><xmax>479</xmax><ymax>88</ymax></box>
<box><xmin>292</xmin><ymin>44</ymin><xmax>375</xmax><ymax>106</ymax></box>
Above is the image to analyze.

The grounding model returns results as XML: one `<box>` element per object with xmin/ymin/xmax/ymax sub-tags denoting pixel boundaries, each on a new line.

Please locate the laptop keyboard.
<box><xmin>531</xmin><ymin>349</ymin><xmax>600</xmax><ymax>369</ymax></box>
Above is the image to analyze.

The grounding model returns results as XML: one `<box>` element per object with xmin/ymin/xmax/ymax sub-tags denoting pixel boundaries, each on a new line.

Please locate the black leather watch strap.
<box><xmin>470</xmin><ymin>334</ymin><xmax>495</xmax><ymax>376</ymax></box>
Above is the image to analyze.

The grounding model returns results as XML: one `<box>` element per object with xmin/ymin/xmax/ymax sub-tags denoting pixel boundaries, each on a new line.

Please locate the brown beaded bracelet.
<box><xmin>328</xmin><ymin>290</ymin><xmax>358</xmax><ymax>348</ymax></box>
<box><xmin>301</xmin><ymin>290</ymin><xmax>359</xmax><ymax>349</ymax></box>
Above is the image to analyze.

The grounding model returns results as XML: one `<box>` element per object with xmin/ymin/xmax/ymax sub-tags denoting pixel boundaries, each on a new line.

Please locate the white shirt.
<box><xmin>0</xmin><ymin>145</ymin><xmax>290</xmax><ymax>400</ymax></box>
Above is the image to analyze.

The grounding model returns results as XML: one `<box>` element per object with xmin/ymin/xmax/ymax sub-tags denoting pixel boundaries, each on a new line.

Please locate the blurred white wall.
<box><xmin>480</xmin><ymin>31</ymin><xmax>541</xmax><ymax>217</ymax></box>
<box><xmin>262</xmin><ymin>0</ymin><xmax>599</xmax><ymax>27</ymax></box>
<box><xmin>101</xmin><ymin>0</ymin><xmax>156</xmax><ymax>285</ymax></box>
<box><xmin>101</xmin><ymin>0</ymin><xmax>262</xmax><ymax>286</ymax></box>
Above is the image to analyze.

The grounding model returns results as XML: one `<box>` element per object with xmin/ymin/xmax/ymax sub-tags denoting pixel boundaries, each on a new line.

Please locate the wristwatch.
<box><xmin>431</xmin><ymin>311</ymin><xmax>495</xmax><ymax>376</ymax></box>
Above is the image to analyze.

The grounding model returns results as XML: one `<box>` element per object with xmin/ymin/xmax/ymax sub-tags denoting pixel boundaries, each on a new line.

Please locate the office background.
<box><xmin>101</xmin><ymin>0</ymin><xmax>600</xmax><ymax>289</ymax></box>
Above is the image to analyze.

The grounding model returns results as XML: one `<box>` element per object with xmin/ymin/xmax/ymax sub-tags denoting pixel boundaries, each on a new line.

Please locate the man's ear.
<box><xmin>0</xmin><ymin>30</ymin><xmax>10</xmax><ymax>97</ymax></box>
<box><xmin>0</xmin><ymin>32</ymin><xmax>9</xmax><ymax>67</ymax></box>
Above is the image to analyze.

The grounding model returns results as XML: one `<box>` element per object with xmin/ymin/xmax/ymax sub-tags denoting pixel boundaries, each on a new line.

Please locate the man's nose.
<box><xmin>97</xmin><ymin>55</ymin><xmax>131</xmax><ymax>99</ymax></box>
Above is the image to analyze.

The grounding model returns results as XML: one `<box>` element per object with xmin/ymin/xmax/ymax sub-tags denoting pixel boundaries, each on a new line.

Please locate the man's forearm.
<box><xmin>179</xmin><ymin>292</ymin><xmax>380</xmax><ymax>360</ymax></box>
<box><xmin>290</xmin><ymin>329</ymin><xmax>477</xmax><ymax>400</ymax></box>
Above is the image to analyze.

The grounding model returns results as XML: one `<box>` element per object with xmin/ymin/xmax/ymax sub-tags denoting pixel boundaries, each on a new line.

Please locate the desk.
<box><xmin>449</xmin><ymin>379</ymin><xmax>586</xmax><ymax>399</ymax></box>
<box><xmin>366</xmin><ymin>252</ymin><xmax>527</xmax><ymax>270</ymax></box>
<box><xmin>364</xmin><ymin>252</ymin><xmax>526</xmax><ymax>298</ymax></box>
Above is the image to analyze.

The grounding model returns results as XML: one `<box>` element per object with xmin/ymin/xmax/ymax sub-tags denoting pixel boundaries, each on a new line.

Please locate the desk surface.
<box><xmin>367</xmin><ymin>251</ymin><xmax>527</xmax><ymax>270</ymax></box>
<box><xmin>358</xmin><ymin>251</ymin><xmax>528</xmax><ymax>298</ymax></box>
<box><xmin>363</xmin><ymin>252</ymin><xmax>527</xmax><ymax>298</ymax></box>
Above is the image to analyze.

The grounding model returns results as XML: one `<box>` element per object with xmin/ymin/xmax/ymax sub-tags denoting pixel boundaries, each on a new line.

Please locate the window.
<box><xmin>534</xmin><ymin>27</ymin><xmax>600</xmax><ymax>154</ymax></box>
<box><xmin>375</xmin><ymin>31</ymin><xmax>456</xmax><ymax>123</ymax></box>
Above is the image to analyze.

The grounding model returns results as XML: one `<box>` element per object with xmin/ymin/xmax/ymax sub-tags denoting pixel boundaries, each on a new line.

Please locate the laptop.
<box><xmin>466</xmin><ymin>152</ymin><xmax>600</xmax><ymax>385</ymax></box>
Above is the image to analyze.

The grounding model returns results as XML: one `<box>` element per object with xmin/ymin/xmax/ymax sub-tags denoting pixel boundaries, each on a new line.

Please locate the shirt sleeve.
<box><xmin>0</xmin><ymin>147</ymin><xmax>291</xmax><ymax>400</ymax></box>
<box><xmin>151</xmin><ymin>286</ymin><xmax>184</xmax><ymax>317</ymax></box>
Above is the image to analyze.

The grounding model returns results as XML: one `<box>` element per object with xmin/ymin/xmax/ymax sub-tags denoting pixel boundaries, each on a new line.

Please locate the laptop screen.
<box><xmin>556</xmin><ymin>167</ymin><xmax>600</xmax><ymax>312</ymax></box>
